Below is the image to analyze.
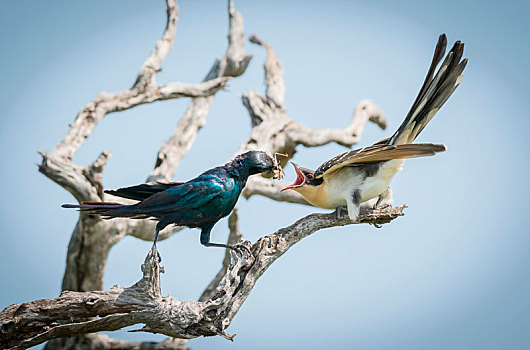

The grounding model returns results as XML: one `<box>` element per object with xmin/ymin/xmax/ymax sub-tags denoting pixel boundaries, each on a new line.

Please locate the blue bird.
<box><xmin>63</xmin><ymin>151</ymin><xmax>282</xmax><ymax>250</ymax></box>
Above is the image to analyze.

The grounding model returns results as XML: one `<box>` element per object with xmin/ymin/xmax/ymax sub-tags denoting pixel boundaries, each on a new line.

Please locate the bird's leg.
<box><xmin>153</xmin><ymin>224</ymin><xmax>163</xmax><ymax>263</ymax></box>
<box><xmin>373</xmin><ymin>196</ymin><xmax>383</xmax><ymax>210</ymax></box>
<box><xmin>335</xmin><ymin>206</ymin><xmax>347</xmax><ymax>219</ymax></box>
<box><xmin>345</xmin><ymin>190</ymin><xmax>361</xmax><ymax>221</ymax></box>
<box><xmin>202</xmin><ymin>241</ymin><xmax>232</xmax><ymax>249</ymax></box>
<box><xmin>200</xmin><ymin>225</ymin><xmax>250</xmax><ymax>254</ymax></box>
<box><xmin>199</xmin><ymin>225</ymin><xmax>251</xmax><ymax>255</ymax></box>
<box><xmin>202</xmin><ymin>241</ymin><xmax>252</xmax><ymax>255</ymax></box>
<box><xmin>153</xmin><ymin>227</ymin><xmax>160</xmax><ymax>246</ymax></box>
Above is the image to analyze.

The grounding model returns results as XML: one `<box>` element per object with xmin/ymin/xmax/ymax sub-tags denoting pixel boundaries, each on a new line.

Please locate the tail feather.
<box><xmin>61</xmin><ymin>202</ymin><xmax>139</xmax><ymax>218</ymax></box>
<box><xmin>410</xmin><ymin>34</ymin><xmax>447</xmax><ymax>111</ymax></box>
<box><xmin>104</xmin><ymin>181</ymin><xmax>183</xmax><ymax>201</ymax></box>
<box><xmin>389</xmin><ymin>34</ymin><xmax>466</xmax><ymax>145</ymax></box>
<box><xmin>413</xmin><ymin>58</ymin><xmax>467</xmax><ymax>138</ymax></box>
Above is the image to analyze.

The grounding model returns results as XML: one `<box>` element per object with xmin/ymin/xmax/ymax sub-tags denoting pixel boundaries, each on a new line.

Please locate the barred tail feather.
<box><xmin>389</xmin><ymin>34</ymin><xmax>467</xmax><ymax>145</ymax></box>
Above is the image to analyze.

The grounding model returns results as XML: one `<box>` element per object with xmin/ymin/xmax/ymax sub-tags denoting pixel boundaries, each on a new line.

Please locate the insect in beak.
<box><xmin>271</xmin><ymin>152</ymin><xmax>287</xmax><ymax>180</ymax></box>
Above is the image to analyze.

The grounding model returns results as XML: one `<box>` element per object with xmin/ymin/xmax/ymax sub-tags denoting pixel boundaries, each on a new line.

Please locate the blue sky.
<box><xmin>1</xmin><ymin>0</ymin><xmax>529</xmax><ymax>349</ymax></box>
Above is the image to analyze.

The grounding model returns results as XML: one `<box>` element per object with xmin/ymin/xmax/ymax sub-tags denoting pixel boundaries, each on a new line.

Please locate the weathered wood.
<box><xmin>37</xmin><ymin>1</ymin><xmax>254</xmax><ymax>348</ymax></box>
<box><xmin>25</xmin><ymin>0</ymin><xmax>401</xmax><ymax>348</ymax></box>
<box><xmin>0</xmin><ymin>206</ymin><xmax>405</xmax><ymax>350</ymax></box>
<box><xmin>37</xmin><ymin>0</ymin><xmax>252</xmax><ymax>295</ymax></box>
<box><xmin>238</xmin><ymin>35</ymin><xmax>388</xmax><ymax>205</ymax></box>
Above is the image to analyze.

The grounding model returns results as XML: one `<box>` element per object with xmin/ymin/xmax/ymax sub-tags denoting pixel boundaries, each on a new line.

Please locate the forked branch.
<box><xmin>0</xmin><ymin>206</ymin><xmax>405</xmax><ymax>350</ymax></box>
<box><xmin>25</xmin><ymin>0</ymin><xmax>402</xmax><ymax>349</ymax></box>
<box><xmin>236</xmin><ymin>34</ymin><xmax>388</xmax><ymax>205</ymax></box>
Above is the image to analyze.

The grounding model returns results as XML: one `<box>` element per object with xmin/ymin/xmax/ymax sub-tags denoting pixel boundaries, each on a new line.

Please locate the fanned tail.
<box><xmin>389</xmin><ymin>34</ymin><xmax>467</xmax><ymax>145</ymax></box>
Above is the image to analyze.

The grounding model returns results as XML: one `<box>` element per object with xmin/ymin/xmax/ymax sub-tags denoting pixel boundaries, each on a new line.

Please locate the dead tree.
<box><xmin>0</xmin><ymin>1</ymin><xmax>403</xmax><ymax>349</ymax></box>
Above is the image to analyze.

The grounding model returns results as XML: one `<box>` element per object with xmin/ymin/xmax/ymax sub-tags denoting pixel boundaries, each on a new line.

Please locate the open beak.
<box><xmin>281</xmin><ymin>162</ymin><xmax>306</xmax><ymax>192</ymax></box>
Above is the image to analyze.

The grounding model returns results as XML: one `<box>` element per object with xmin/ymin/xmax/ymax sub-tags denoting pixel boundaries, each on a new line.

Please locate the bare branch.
<box><xmin>199</xmin><ymin>209</ymin><xmax>243</xmax><ymax>302</ymax></box>
<box><xmin>39</xmin><ymin>152</ymin><xmax>107</xmax><ymax>203</ymax></box>
<box><xmin>134</xmin><ymin>0</ymin><xmax>178</xmax><ymax>89</ymax></box>
<box><xmin>222</xmin><ymin>0</ymin><xmax>253</xmax><ymax>78</ymax></box>
<box><xmin>248</xmin><ymin>34</ymin><xmax>285</xmax><ymax>108</ymax></box>
<box><xmin>236</xmin><ymin>36</ymin><xmax>387</xmax><ymax>205</ymax></box>
<box><xmin>148</xmin><ymin>0</ymin><xmax>252</xmax><ymax>182</ymax></box>
<box><xmin>30</xmin><ymin>2</ymin><xmax>399</xmax><ymax>348</ymax></box>
<box><xmin>287</xmin><ymin>99</ymin><xmax>387</xmax><ymax>148</ymax></box>
<box><xmin>52</xmin><ymin>0</ymin><xmax>177</xmax><ymax>161</ymax></box>
<box><xmin>49</xmin><ymin>76</ymin><xmax>229</xmax><ymax>167</ymax></box>
<box><xmin>0</xmin><ymin>206</ymin><xmax>405</xmax><ymax>349</ymax></box>
<box><xmin>36</xmin><ymin>0</ymin><xmax>256</xmax><ymax>300</ymax></box>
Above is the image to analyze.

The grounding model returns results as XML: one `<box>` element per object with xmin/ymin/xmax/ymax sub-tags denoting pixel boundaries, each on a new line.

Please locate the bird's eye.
<box><xmin>306</xmin><ymin>173</ymin><xmax>314</xmax><ymax>180</ymax></box>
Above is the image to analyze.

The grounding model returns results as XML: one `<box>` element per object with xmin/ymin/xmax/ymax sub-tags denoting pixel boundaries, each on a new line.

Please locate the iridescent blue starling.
<box><xmin>63</xmin><ymin>151</ymin><xmax>283</xmax><ymax>250</ymax></box>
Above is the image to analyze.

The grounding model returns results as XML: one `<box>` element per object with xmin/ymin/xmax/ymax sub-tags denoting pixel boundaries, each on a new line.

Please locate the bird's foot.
<box><xmin>373</xmin><ymin>203</ymin><xmax>392</xmax><ymax>210</ymax></box>
<box><xmin>371</xmin><ymin>222</ymin><xmax>383</xmax><ymax>229</ymax></box>
<box><xmin>229</xmin><ymin>243</ymin><xmax>252</xmax><ymax>256</ymax></box>
<box><xmin>335</xmin><ymin>206</ymin><xmax>347</xmax><ymax>219</ymax></box>
<box><xmin>151</xmin><ymin>243</ymin><xmax>162</xmax><ymax>263</ymax></box>
<box><xmin>203</xmin><ymin>241</ymin><xmax>252</xmax><ymax>256</ymax></box>
<box><xmin>372</xmin><ymin>187</ymin><xmax>393</xmax><ymax>210</ymax></box>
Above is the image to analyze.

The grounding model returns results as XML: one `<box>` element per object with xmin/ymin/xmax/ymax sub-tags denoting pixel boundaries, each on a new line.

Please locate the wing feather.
<box><xmin>104</xmin><ymin>181</ymin><xmax>184</xmax><ymax>201</ymax></box>
<box><xmin>315</xmin><ymin>143</ymin><xmax>446</xmax><ymax>178</ymax></box>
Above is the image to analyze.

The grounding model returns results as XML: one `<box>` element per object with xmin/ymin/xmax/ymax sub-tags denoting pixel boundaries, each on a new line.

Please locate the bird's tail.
<box><xmin>388</xmin><ymin>34</ymin><xmax>467</xmax><ymax>145</ymax></box>
<box><xmin>62</xmin><ymin>201</ymin><xmax>140</xmax><ymax>219</ymax></box>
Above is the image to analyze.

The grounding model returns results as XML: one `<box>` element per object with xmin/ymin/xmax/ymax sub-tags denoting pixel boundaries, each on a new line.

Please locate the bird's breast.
<box><xmin>358</xmin><ymin>159</ymin><xmax>404</xmax><ymax>201</ymax></box>
<box><xmin>320</xmin><ymin>159</ymin><xmax>404</xmax><ymax>206</ymax></box>
<box><xmin>322</xmin><ymin>168</ymin><xmax>365</xmax><ymax>207</ymax></box>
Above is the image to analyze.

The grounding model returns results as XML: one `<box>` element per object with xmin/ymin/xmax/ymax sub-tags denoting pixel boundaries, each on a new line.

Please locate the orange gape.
<box><xmin>282</xmin><ymin>34</ymin><xmax>466</xmax><ymax>221</ymax></box>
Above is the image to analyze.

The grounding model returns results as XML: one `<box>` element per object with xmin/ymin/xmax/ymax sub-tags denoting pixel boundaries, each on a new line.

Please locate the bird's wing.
<box><xmin>133</xmin><ymin>176</ymin><xmax>226</xmax><ymax>215</ymax></box>
<box><xmin>314</xmin><ymin>143</ymin><xmax>446</xmax><ymax>178</ymax></box>
<box><xmin>104</xmin><ymin>181</ymin><xmax>184</xmax><ymax>201</ymax></box>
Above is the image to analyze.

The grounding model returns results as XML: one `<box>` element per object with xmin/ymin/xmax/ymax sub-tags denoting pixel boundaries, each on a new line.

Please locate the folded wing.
<box><xmin>104</xmin><ymin>181</ymin><xmax>184</xmax><ymax>201</ymax></box>
<box><xmin>314</xmin><ymin>143</ymin><xmax>446</xmax><ymax>178</ymax></box>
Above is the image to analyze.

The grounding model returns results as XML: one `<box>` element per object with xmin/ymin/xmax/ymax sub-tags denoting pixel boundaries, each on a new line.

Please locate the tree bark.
<box><xmin>7</xmin><ymin>0</ymin><xmax>407</xmax><ymax>348</ymax></box>
<box><xmin>0</xmin><ymin>206</ymin><xmax>405</xmax><ymax>350</ymax></box>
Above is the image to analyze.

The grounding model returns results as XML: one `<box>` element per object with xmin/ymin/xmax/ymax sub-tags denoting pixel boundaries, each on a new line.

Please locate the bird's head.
<box><xmin>232</xmin><ymin>151</ymin><xmax>283</xmax><ymax>178</ymax></box>
<box><xmin>281</xmin><ymin>162</ymin><xmax>323</xmax><ymax>193</ymax></box>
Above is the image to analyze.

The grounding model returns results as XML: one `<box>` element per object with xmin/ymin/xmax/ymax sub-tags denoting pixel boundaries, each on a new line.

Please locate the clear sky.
<box><xmin>1</xmin><ymin>0</ymin><xmax>529</xmax><ymax>349</ymax></box>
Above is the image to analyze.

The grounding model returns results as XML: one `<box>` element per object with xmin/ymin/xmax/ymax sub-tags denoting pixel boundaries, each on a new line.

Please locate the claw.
<box><xmin>373</xmin><ymin>203</ymin><xmax>392</xmax><ymax>210</ymax></box>
<box><xmin>373</xmin><ymin>187</ymin><xmax>393</xmax><ymax>209</ymax></box>
<box><xmin>230</xmin><ymin>243</ymin><xmax>252</xmax><ymax>256</ymax></box>
<box><xmin>335</xmin><ymin>206</ymin><xmax>347</xmax><ymax>219</ymax></box>
<box><xmin>152</xmin><ymin>243</ymin><xmax>162</xmax><ymax>263</ymax></box>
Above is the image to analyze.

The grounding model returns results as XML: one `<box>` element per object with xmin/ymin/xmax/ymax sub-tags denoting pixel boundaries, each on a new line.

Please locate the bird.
<box><xmin>63</xmin><ymin>151</ymin><xmax>282</xmax><ymax>250</ymax></box>
<box><xmin>282</xmin><ymin>34</ymin><xmax>467</xmax><ymax>221</ymax></box>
